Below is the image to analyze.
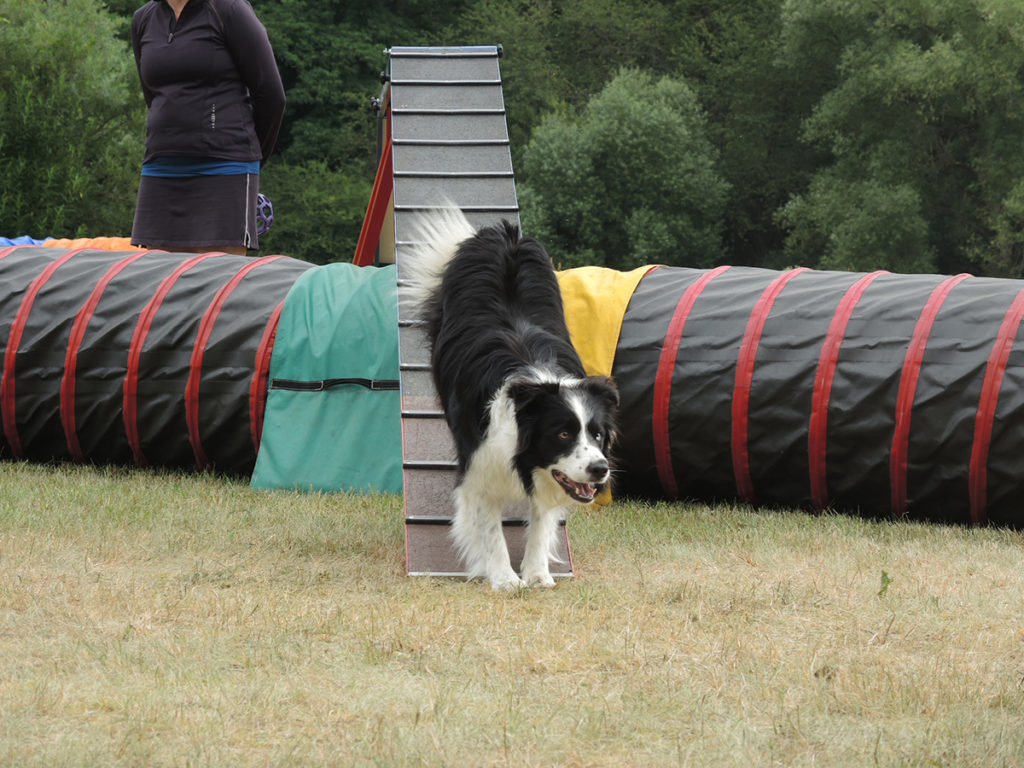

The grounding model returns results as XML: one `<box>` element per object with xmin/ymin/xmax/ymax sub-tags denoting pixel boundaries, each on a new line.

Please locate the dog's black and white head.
<box><xmin>508</xmin><ymin>375</ymin><xmax>619</xmax><ymax>505</ymax></box>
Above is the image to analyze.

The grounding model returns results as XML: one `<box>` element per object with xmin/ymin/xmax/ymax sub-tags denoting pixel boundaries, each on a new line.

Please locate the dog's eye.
<box><xmin>593</xmin><ymin>432</ymin><xmax>602</xmax><ymax>442</ymax></box>
<box><xmin>558</xmin><ymin>431</ymin><xmax>571</xmax><ymax>441</ymax></box>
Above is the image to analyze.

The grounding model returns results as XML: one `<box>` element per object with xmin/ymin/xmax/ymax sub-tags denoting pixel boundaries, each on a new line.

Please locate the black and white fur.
<box><xmin>403</xmin><ymin>208</ymin><xmax>618</xmax><ymax>590</ymax></box>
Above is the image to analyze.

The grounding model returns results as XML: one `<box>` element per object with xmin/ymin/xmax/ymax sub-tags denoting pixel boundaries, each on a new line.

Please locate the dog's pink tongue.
<box><xmin>572</xmin><ymin>479</ymin><xmax>595</xmax><ymax>499</ymax></box>
<box><xmin>554</xmin><ymin>470</ymin><xmax>596</xmax><ymax>500</ymax></box>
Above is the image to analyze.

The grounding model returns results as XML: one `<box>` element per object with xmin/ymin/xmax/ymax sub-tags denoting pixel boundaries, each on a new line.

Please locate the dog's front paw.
<box><xmin>487</xmin><ymin>561</ymin><xmax>526</xmax><ymax>591</ymax></box>
<box><xmin>490</xmin><ymin>573</ymin><xmax>527</xmax><ymax>592</ymax></box>
<box><xmin>522</xmin><ymin>569</ymin><xmax>556</xmax><ymax>588</ymax></box>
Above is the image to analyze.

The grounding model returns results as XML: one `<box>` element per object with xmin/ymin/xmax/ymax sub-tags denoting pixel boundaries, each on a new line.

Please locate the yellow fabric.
<box><xmin>556</xmin><ymin>265</ymin><xmax>653</xmax><ymax>506</ymax></box>
<box><xmin>556</xmin><ymin>265</ymin><xmax>653</xmax><ymax>377</ymax></box>
<box><xmin>43</xmin><ymin>236</ymin><xmax>142</xmax><ymax>251</ymax></box>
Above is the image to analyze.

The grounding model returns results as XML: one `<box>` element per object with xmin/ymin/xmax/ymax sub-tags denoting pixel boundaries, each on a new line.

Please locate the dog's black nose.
<box><xmin>587</xmin><ymin>459</ymin><xmax>609</xmax><ymax>481</ymax></box>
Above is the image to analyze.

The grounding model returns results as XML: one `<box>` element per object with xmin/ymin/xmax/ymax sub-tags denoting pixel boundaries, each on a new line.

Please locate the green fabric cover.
<box><xmin>250</xmin><ymin>263</ymin><xmax>402</xmax><ymax>493</ymax></box>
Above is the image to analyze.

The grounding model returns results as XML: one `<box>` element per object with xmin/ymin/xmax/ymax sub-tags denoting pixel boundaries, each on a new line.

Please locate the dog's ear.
<box><xmin>508</xmin><ymin>380</ymin><xmax>559</xmax><ymax>412</ymax></box>
<box><xmin>581</xmin><ymin>376</ymin><xmax>619</xmax><ymax>450</ymax></box>
<box><xmin>508</xmin><ymin>381</ymin><xmax>558</xmax><ymax>457</ymax></box>
<box><xmin>581</xmin><ymin>376</ymin><xmax>619</xmax><ymax>410</ymax></box>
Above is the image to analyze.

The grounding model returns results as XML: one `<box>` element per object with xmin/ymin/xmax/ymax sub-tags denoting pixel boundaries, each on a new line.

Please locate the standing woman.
<box><xmin>130</xmin><ymin>0</ymin><xmax>285</xmax><ymax>255</ymax></box>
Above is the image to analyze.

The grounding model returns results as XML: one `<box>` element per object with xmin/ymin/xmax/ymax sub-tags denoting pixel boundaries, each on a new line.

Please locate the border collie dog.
<box><xmin>403</xmin><ymin>208</ymin><xmax>618</xmax><ymax>590</ymax></box>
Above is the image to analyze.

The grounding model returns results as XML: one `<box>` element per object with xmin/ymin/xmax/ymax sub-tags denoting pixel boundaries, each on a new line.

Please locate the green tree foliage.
<box><xmin>518</xmin><ymin>68</ymin><xmax>728</xmax><ymax>270</ymax></box>
<box><xmin>259</xmin><ymin>0</ymin><xmax>473</xmax><ymax>169</ymax></box>
<box><xmin>254</xmin><ymin>0</ymin><xmax>472</xmax><ymax>262</ymax></box>
<box><xmin>669</xmin><ymin>0</ymin><xmax>818</xmax><ymax>268</ymax></box>
<box><xmin>258</xmin><ymin>160</ymin><xmax>370</xmax><ymax>261</ymax></box>
<box><xmin>457</xmin><ymin>0</ymin><xmax>819</xmax><ymax>269</ymax></box>
<box><xmin>777</xmin><ymin>0</ymin><xmax>1024</xmax><ymax>276</ymax></box>
<box><xmin>780</xmin><ymin>175</ymin><xmax>935</xmax><ymax>273</ymax></box>
<box><xmin>452</xmin><ymin>0</ymin><xmax>684</xmax><ymax>153</ymax></box>
<box><xmin>0</xmin><ymin>0</ymin><xmax>144</xmax><ymax>237</ymax></box>
<box><xmin>10</xmin><ymin>0</ymin><xmax>1024</xmax><ymax>277</ymax></box>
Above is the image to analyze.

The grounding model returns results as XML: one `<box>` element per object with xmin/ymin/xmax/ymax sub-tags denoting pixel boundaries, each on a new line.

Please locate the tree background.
<box><xmin>0</xmin><ymin>0</ymin><xmax>143</xmax><ymax>238</ymax></box>
<box><xmin>4</xmin><ymin>0</ymin><xmax>1024</xmax><ymax>277</ymax></box>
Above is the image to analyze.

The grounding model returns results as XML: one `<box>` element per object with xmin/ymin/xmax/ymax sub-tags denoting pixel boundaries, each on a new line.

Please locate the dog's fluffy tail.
<box><xmin>400</xmin><ymin>205</ymin><xmax>476</xmax><ymax>318</ymax></box>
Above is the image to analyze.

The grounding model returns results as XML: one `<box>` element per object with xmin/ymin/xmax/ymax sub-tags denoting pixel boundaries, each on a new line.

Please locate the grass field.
<box><xmin>1</xmin><ymin>461</ymin><xmax>1023</xmax><ymax>767</ymax></box>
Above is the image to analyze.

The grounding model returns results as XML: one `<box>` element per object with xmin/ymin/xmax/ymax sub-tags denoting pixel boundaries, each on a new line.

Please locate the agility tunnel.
<box><xmin>0</xmin><ymin>244</ymin><xmax>402</xmax><ymax>492</ymax></box>
<box><xmin>5</xmin><ymin>241</ymin><xmax>1024</xmax><ymax>529</ymax></box>
<box><xmin>557</xmin><ymin>264</ymin><xmax>1024</xmax><ymax>528</ymax></box>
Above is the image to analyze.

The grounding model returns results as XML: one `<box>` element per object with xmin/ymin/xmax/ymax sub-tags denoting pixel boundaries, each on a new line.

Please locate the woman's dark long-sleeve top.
<box><xmin>131</xmin><ymin>0</ymin><xmax>286</xmax><ymax>165</ymax></box>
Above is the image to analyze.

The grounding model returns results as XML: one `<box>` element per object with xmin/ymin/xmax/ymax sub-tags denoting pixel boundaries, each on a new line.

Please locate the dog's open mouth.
<box><xmin>552</xmin><ymin>470</ymin><xmax>596</xmax><ymax>503</ymax></box>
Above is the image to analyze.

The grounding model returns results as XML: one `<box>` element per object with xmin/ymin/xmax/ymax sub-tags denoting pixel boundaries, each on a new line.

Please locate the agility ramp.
<box><xmin>356</xmin><ymin>46</ymin><xmax>575</xmax><ymax>577</ymax></box>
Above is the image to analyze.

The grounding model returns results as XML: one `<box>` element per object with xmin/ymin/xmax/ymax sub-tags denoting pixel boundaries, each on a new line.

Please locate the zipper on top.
<box><xmin>167</xmin><ymin>1</ymin><xmax>187</xmax><ymax>43</ymax></box>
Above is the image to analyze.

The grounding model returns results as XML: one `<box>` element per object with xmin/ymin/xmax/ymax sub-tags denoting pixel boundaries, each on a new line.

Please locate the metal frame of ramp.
<box><xmin>355</xmin><ymin>45</ymin><xmax>573</xmax><ymax>579</ymax></box>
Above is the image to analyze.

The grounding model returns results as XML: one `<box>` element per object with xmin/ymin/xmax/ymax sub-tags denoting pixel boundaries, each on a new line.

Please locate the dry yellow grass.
<box><xmin>1</xmin><ymin>461</ymin><xmax>1023</xmax><ymax>766</ymax></box>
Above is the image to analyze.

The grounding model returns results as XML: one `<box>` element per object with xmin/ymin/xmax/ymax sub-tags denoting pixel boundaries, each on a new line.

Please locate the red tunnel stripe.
<box><xmin>889</xmin><ymin>273</ymin><xmax>971</xmax><ymax>516</ymax></box>
<box><xmin>969</xmin><ymin>288</ymin><xmax>1024</xmax><ymax>525</ymax></box>
<box><xmin>124</xmin><ymin>252</ymin><xmax>225</xmax><ymax>467</ymax></box>
<box><xmin>2</xmin><ymin>248</ymin><xmax>85</xmax><ymax>458</ymax></box>
<box><xmin>0</xmin><ymin>246</ymin><xmax>20</xmax><ymax>261</ymax></box>
<box><xmin>808</xmin><ymin>271</ymin><xmax>888</xmax><ymax>510</ymax></box>
<box><xmin>186</xmin><ymin>255</ymin><xmax>284</xmax><ymax>470</ymax></box>
<box><xmin>61</xmin><ymin>250</ymin><xmax>153</xmax><ymax>461</ymax></box>
<box><xmin>731</xmin><ymin>267</ymin><xmax>809</xmax><ymax>504</ymax></box>
<box><xmin>250</xmin><ymin>299</ymin><xmax>285</xmax><ymax>451</ymax></box>
<box><xmin>653</xmin><ymin>265</ymin><xmax>730</xmax><ymax>498</ymax></box>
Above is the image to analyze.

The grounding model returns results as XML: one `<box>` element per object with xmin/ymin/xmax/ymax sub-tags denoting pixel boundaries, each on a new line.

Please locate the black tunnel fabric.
<box><xmin>610</xmin><ymin>265</ymin><xmax>1024</xmax><ymax>527</ymax></box>
<box><xmin>10</xmin><ymin>242</ymin><xmax>1024</xmax><ymax>528</ymax></box>
<box><xmin>0</xmin><ymin>246</ymin><xmax>312</xmax><ymax>475</ymax></box>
